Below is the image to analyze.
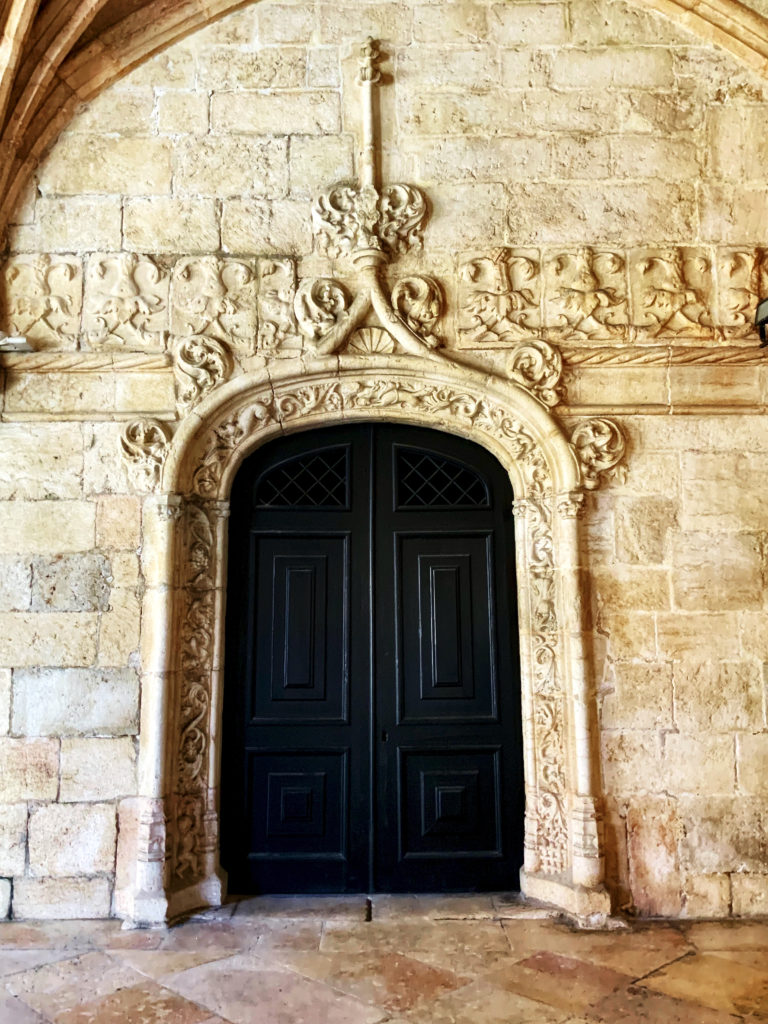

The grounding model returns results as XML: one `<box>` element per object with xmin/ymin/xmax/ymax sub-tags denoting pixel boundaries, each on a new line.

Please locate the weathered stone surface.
<box><xmin>174</xmin><ymin>136</ymin><xmax>288</xmax><ymax>198</ymax></box>
<box><xmin>0</xmin><ymin>878</ymin><xmax>10</xmax><ymax>919</ymax></box>
<box><xmin>60</xmin><ymin>737</ymin><xmax>137</xmax><ymax>802</ymax></box>
<box><xmin>11</xmin><ymin>668</ymin><xmax>139</xmax><ymax>736</ymax></box>
<box><xmin>31</xmin><ymin>554</ymin><xmax>111</xmax><ymax>612</ymax></box>
<box><xmin>627</xmin><ymin>797</ymin><xmax>682</xmax><ymax>916</ymax></box>
<box><xmin>95</xmin><ymin>496</ymin><xmax>141</xmax><ymax>551</ymax></box>
<box><xmin>97</xmin><ymin>590</ymin><xmax>141</xmax><ymax>667</ymax></box>
<box><xmin>0</xmin><ymin>503</ymin><xmax>95</xmax><ymax>555</ymax></box>
<box><xmin>0</xmin><ymin>558</ymin><xmax>32</xmax><ymax>612</ymax></box>
<box><xmin>157</xmin><ymin>91</ymin><xmax>209</xmax><ymax>135</ymax></box>
<box><xmin>682</xmin><ymin>873</ymin><xmax>731</xmax><ymax>919</ymax></box>
<box><xmin>38</xmin><ymin>136</ymin><xmax>172</xmax><ymax>196</ymax></box>
<box><xmin>0</xmin><ymin>669</ymin><xmax>10</xmax><ymax>734</ymax></box>
<box><xmin>197</xmin><ymin>46</ymin><xmax>306</xmax><ymax>90</ymax></box>
<box><xmin>738</xmin><ymin>734</ymin><xmax>768</xmax><ymax>795</ymax></box>
<box><xmin>0</xmin><ymin>424</ymin><xmax>83</xmax><ymax>500</ymax></box>
<box><xmin>601</xmin><ymin>731</ymin><xmax>663</xmax><ymax>795</ymax></box>
<box><xmin>678</xmin><ymin>798</ymin><xmax>768</xmax><ymax>875</ymax></box>
<box><xmin>12</xmin><ymin>877</ymin><xmax>112</xmax><ymax>919</ymax></box>
<box><xmin>288</xmin><ymin>136</ymin><xmax>355</xmax><ymax>199</ymax></box>
<box><xmin>0</xmin><ymin>614</ymin><xmax>99</xmax><ymax>669</ymax></box>
<box><xmin>670</xmin><ymin>532</ymin><xmax>763</xmax><ymax>612</ymax></box>
<box><xmin>732</xmin><ymin>874</ymin><xmax>768</xmax><ymax>917</ymax></box>
<box><xmin>674</xmin><ymin>661</ymin><xmax>763</xmax><ymax>733</ymax></box>
<box><xmin>0</xmin><ymin>739</ymin><xmax>58</xmax><ymax>802</ymax></box>
<box><xmin>657</xmin><ymin>614</ymin><xmax>740</xmax><ymax>661</ymax></box>
<box><xmin>10</xmin><ymin>197</ymin><xmax>122</xmax><ymax>252</ymax></box>
<box><xmin>123</xmin><ymin>198</ymin><xmax>219</xmax><ymax>252</ymax></box>
<box><xmin>0</xmin><ymin>804</ymin><xmax>28</xmax><ymax>875</ymax></box>
<box><xmin>591</xmin><ymin>567</ymin><xmax>670</xmax><ymax>611</ymax></box>
<box><xmin>68</xmin><ymin>89</ymin><xmax>156</xmax><ymax>135</ymax></box>
<box><xmin>615</xmin><ymin>497</ymin><xmax>677</xmax><ymax>564</ymax></box>
<box><xmin>663</xmin><ymin>734</ymin><xmax>735</xmax><ymax>796</ymax></box>
<box><xmin>28</xmin><ymin>803</ymin><xmax>116</xmax><ymax>877</ymax></box>
<box><xmin>211</xmin><ymin>90</ymin><xmax>340</xmax><ymax>135</ymax></box>
<box><xmin>600</xmin><ymin>662</ymin><xmax>674</xmax><ymax>731</ymax></box>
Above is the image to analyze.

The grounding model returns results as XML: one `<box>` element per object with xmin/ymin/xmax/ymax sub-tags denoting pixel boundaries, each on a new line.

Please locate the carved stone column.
<box><xmin>127</xmin><ymin>493</ymin><xmax>183</xmax><ymax>925</ymax></box>
<box><xmin>555</xmin><ymin>491</ymin><xmax>605</xmax><ymax>891</ymax></box>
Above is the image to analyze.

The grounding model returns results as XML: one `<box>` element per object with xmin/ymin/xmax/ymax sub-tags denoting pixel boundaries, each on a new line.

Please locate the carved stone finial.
<box><xmin>357</xmin><ymin>37</ymin><xmax>382</xmax><ymax>85</ymax></box>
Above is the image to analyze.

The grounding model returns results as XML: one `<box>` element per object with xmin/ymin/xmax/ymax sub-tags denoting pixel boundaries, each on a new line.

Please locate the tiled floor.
<box><xmin>1</xmin><ymin>896</ymin><xmax>767</xmax><ymax>1022</ymax></box>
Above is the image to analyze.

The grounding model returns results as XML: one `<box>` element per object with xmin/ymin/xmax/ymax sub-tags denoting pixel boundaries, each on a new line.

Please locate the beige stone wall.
<box><xmin>1</xmin><ymin>0</ymin><xmax>768</xmax><ymax>919</ymax></box>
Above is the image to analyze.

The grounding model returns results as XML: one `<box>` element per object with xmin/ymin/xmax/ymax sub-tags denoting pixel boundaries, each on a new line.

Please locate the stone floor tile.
<box><xmin>0</xmin><ymin>950</ymin><xmax>71</xmax><ymax>978</ymax></box>
<box><xmin>320</xmin><ymin>920</ymin><xmax>511</xmax><ymax>956</ymax></box>
<box><xmin>231</xmin><ymin>894</ymin><xmax>368</xmax><ymax>920</ymax></box>
<box><xmin>492</xmin><ymin>893</ymin><xmax>556</xmax><ymax>919</ymax></box>
<box><xmin>588</xmin><ymin>983</ymin><xmax>744</xmax><ymax>1023</ymax></box>
<box><xmin>0</xmin><ymin>989</ymin><xmax>48</xmax><ymax>1023</ymax></box>
<box><xmin>485</xmin><ymin>951</ymin><xmax>629</xmax><ymax>1014</ymax></box>
<box><xmin>158</xmin><ymin>920</ymin><xmax>259</xmax><ymax>953</ymax></box>
<box><xmin>53</xmin><ymin>980</ymin><xmax>216</xmax><ymax>1024</ymax></box>
<box><xmin>249</xmin><ymin>918</ymin><xmax>324</xmax><ymax>951</ymax></box>
<box><xmin>401</xmin><ymin>978</ymin><xmax>566</xmax><ymax>1023</ymax></box>
<box><xmin>107</xmin><ymin>948</ymin><xmax>238</xmax><ymax>981</ymax></box>
<box><xmin>684</xmin><ymin>921</ymin><xmax>768</xmax><ymax>951</ymax></box>
<box><xmin>162</xmin><ymin>952</ymin><xmax>387</xmax><ymax>1023</ymax></box>
<box><xmin>5</xmin><ymin>952</ymin><xmax>145</xmax><ymax>1019</ymax></box>
<box><xmin>642</xmin><ymin>951</ymin><xmax>768</xmax><ymax>1016</ymax></box>
<box><xmin>709</xmin><ymin>948</ymin><xmax>768</xmax><ymax>972</ymax></box>
<box><xmin>271</xmin><ymin>950</ymin><xmax>467</xmax><ymax>1013</ymax></box>
<box><xmin>501</xmin><ymin>919</ymin><xmax>693</xmax><ymax>977</ymax></box>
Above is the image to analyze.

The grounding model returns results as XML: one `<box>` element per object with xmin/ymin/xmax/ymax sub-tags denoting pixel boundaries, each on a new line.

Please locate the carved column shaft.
<box><xmin>555</xmin><ymin>494</ymin><xmax>604</xmax><ymax>888</ymax></box>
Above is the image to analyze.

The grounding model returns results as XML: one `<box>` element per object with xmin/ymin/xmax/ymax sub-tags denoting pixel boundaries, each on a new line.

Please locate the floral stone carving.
<box><xmin>2</xmin><ymin>254</ymin><xmax>82</xmax><ymax>347</ymax></box>
<box><xmin>120</xmin><ymin>419</ymin><xmax>171</xmax><ymax>488</ymax></box>
<box><xmin>82</xmin><ymin>253</ymin><xmax>169</xmax><ymax>350</ymax></box>
<box><xmin>570</xmin><ymin>418</ymin><xmax>627</xmax><ymax>489</ymax></box>
<box><xmin>173</xmin><ymin>334</ymin><xmax>234</xmax><ymax>414</ymax></box>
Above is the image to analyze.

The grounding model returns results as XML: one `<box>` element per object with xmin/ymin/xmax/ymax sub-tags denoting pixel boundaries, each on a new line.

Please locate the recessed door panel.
<box><xmin>222</xmin><ymin>423</ymin><xmax>523</xmax><ymax>895</ymax></box>
<box><xmin>251</xmin><ymin>536</ymin><xmax>349</xmax><ymax>722</ymax></box>
<box><xmin>397</xmin><ymin>534</ymin><xmax>497</xmax><ymax>722</ymax></box>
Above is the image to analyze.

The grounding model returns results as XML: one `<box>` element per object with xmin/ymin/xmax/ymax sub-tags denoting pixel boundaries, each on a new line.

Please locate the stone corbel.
<box><xmin>120</xmin><ymin>419</ymin><xmax>172</xmax><ymax>490</ymax></box>
<box><xmin>570</xmin><ymin>418</ymin><xmax>626</xmax><ymax>489</ymax></box>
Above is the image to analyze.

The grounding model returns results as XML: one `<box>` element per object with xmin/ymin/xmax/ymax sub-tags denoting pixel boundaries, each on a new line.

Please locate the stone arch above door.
<box><xmin>118</xmin><ymin>353</ymin><xmax>626</xmax><ymax>926</ymax></box>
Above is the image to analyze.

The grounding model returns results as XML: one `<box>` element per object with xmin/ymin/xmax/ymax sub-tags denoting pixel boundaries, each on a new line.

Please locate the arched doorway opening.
<box><xmin>220</xmin><ymin>422</ymin><xmax>524</xmax><ymax>893</ymax></box>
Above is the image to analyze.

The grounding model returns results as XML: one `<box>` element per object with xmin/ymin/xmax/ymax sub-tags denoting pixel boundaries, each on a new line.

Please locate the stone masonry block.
<box><xmin>0</xmin><ymin>804</ymin><xmax>28</xmax><ymax>875</ymax></box>
<box><xmin>0</xmin><ymin>558</ymin><xmax>32</xmax><ymax>612</ymax></box>
<box><xmin>174</xmin><ymin>136</ymin><xmax>288</xmax><ymax>198</ymax></box>
<box><xmin>600</xmin><ymin>662</ymin><xmax>674</xmax><ymax>731</ymax></box>
<box><xmin>288</xmin><ymin>135</ymin><xmax>355</xmax><ymax>200</ymax></box>
<box><xmin>12</xmin><ymin>668</ymin><xmax>139</xmax><ymax>736</ymax></box>
<box><xmin>211</xmin><ymin>90</ymin><xmax>340</xmax><ymax>135</ymax></box>
<box><xmin>97</xmin><ymin>590</ymin><xmax>141</xmax><ymax>667</ymax></box>
<box><xmin>157</xmin><ymin>91</ymin><xmax>209</xmax><ymax>135</ymax></box>
<box><xmin>601</xmin><ymin>730</ymin><xmax>663</xmax><ymax>796</ymax></box>
<box><xmin>413</xmin><ymin>3</ymin><xmax>487</xmax><ymax>43</ymax></box>
<box><xmin>675</xmin><ymin>661</ymin><xmax>763</xmax><ymax>733</ymax></box>
<box><xmin>671</xmin><ymin>532</ymin><xmax>762</xmax><ymax>612</ymax></box>
<box><xmin>396</xmin><ymin>47</ymin><xmax>499</xmax><ymax>91</ymax></box>
<box><xmin>60</xmin><ymin>737</ymin><xmax>137</xmax><ymax>802</ymax></box>
<box><xmin>657</xmin><ymin>613</ymin><xmax>740</xmax><ymax>661</ymax></box>
<box><xmin>95</xmin><ymin>496</ymin><xmax>141</xmax><ymax>551</ymax></box>
<box><xmin>488</xmin><ymin>2</ymin><xmax>569</xmax><ymax>45</ymax></box>
<box><xmin>28</xmin><ymin>803</ymin><xmax>116</xmax><ymax>877</ymax></box>
<box><xmin>197</xmin><ymin>47</ymin><xmax>307</xmax><ymax>90</ymax></box>
<box><xmin>0</xmin><ymin>423</ymin><xmax>83</xmax><ymax>500</ymax></box>
<box><xmin>682</xmin><ymin>873</ymin><xmax>731</xmax><ymax>919</ymax></box>
<box><xmin>407</xmin><ymin>136</ymin><xmax>550</xmax><ymax>183</ymax></box>
<box><xmin>0</xmin><ymin>878</ymin><xmax>10</xmax><ymax>919</ymax></box>
<box><xmin>0</xmin><ymin>613</ymin><xmax>99</xmax><ymax>668</ymax></box>
<box><xmin>38</xmin><ymin>136</ymin><xmax>172</xmax><ymax>196</ymax></box>
<box><xmin>551</xmin><ymin>47</ymin><xmax>674</xmax><ymax>90</ymax></box>
<box><xmin>663</xmin><ymin>734</ymin><xmax>735</xmax><ymax>796</ymax></box>
<box><xmin>399</xmin><ymin>90</ymin><xmax>525</xmax><ymax>137</ymax></box>
<box><xmin>257</xmin><ymin>3</ymin><xmax>315</xmax><ymax>44</ymax></box>
<box><xmin>68</xmin><ymin>89</ymin><xmax>156</xmax><ymax>135</ymax></box>
<box><xmin>0</xmin><ymin>739</ymin><xmax>58</xmax><ymax>802</ymax></box>
<box><xmin>123</xmin><ymin>198</ymin><xmax>219</xmax><ymax>253</ymax></box>
<box><xmin>0</xmin><ymin>502</ymin><xmax>95</xmax><ymax>556</ymax></box>
<box><xmin>31</xmin><ymin>554</ymin><xmax>111</xmax><ymax>613</ymax></box>
<box><xmin>627</xmin><ymin>797</ymin><xmax>682</xmax><ymax>916</ymax></box>
<box><xmin>318</xmin><ymin>4</ymin><xmax>413</xmax><ymax>44</ymax></box>
<box><xmin>615</xmin><ymin>497</ymin><xmax>677</xmax><ymax>564</ymax></box>
<box><xmin>737</xmin><ymin>734</ymin><xmax>768</xmax><ymax>796</ymax></box>
<box><xmin>592</xmin><ymin>567</ymin><xmax>670</xmax><ymax>612</ymax></box>
<box><xmin>10</xmin><ymin>197</ymin><xmax>122</xmax><ymax>253</ymax></box>
<box><xmin>732</xmin><ymin>874</ymin><xmax>768</xmax><ymax>917</ymax></box>
<box><xmin>12</xmin><ymin>877</ymin><xmax>112</xmax><ymax>919</ymax></box>
<box><xmin>678</xmin><ymin>797</ymin><xmax>767</xmax><ymax>875</ymax></box>
<box><xmin>0</xmin><ymin>669</ymin><xmax>9</xmax><ymax>733</ymax></box>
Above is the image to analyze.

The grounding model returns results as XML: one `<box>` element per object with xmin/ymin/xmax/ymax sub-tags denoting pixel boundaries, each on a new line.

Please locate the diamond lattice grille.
<box><xmin>396</xmin><ymin>449</ymin><xmax>489</xmax><ymax>508</ymax></box>
<box><xmin>255</xmin><ymin>448</ymin><xmax>349</xmax><ymax>508</ymax></box>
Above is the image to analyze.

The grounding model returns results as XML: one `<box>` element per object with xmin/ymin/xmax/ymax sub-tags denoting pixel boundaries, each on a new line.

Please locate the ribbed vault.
<box><xmin>0</xmin><ymin>0</ymin><xmax>765</xmax><ymax>245</ymax></box>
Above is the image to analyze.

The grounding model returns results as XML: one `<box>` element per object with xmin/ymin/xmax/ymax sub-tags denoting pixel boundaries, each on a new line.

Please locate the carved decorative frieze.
<box><xmin>82</xmin><ymin>253</ymin><xmax>169</xmax><ymax>350</ymax></box>
<box><xmin>631</xmin><ymin>248</ymin><xmax>713</xmax><ymax>340</ymax></box>
<box><xmin>545</xmin><ymin>248</ymin><xmax>627</xmax><ymax>340</ymax></box>
<box><xmin>570</xmin><ymin>418</ymin><xmax>627</xmax><ymax>490</ymax></box>
<box><xmin>717</xmin><ymin>248</ymin><xmax>764</xmax><ymax>340</ymax></box>
<box><xmin>173</xmin><ymin>334</ymin><xmax>234</xmax><ymax>414</ymax></box>
<box><xmin>120</xmin><ymin>419</ymin><xmax>171</xmax><ymax>488</ymax></box>
<box><xmin>257</xmin><ymin>258</ymin><xmax>301</xmax><ymax>353</ymax></box>
<box><xmin>171</xmin><ymin>256</ymin><xmax>256</xmax><ymax>353</ymax></box>
<box><xmin>2</xmin><ymin>254</ymin><xmax>82</xmax><ymax>347</ymax></box>
<box><xmin>458</xmin><ymin>248</ymin><xmax>540</xmax><ymax>346</ymax></box>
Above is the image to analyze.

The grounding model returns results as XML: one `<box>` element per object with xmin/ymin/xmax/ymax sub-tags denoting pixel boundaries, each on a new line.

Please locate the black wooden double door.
<box><xmin>222</xmin><ymin>424</ymin><xmax>523</xmax><ymax>893</ymax></box>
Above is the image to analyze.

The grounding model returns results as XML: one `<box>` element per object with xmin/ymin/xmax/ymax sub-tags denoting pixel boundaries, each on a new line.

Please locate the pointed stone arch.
<box><xmin>118</xmin><ymin>353</ymin><xmax>620</xmax><ymax>925</ymax></box>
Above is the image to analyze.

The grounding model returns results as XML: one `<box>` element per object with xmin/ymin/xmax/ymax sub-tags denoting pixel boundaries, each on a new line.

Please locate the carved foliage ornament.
<box><xmin>173</xmin><ymin>334</ymin><xmax>234</xmax><ymax>414</ymax></box>
<box><xmin>570</xmin><ymin>418</ymin><xmax>627</xmax><ymax>489</ymax></box>
<box><xmin>120</xmin><ymin>419</ymin><xmax>171</xmax><ymax>488</ymax></box>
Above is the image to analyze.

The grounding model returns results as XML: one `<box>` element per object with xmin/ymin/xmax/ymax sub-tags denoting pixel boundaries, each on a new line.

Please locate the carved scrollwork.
<box><xmin>391</xmin><ymin>275</ymin><xmax>442</xmax><ymax>348</ymax></box>
<box><xmin>632</xmin><ymin>248</ymin><xmax>713</xmax><ymax>339</ymax></box>
<box><xmin>546</xmin><ymin>248</ymin><xmax>626</xmax><ymax>340</ymax></box>
<box><xmin>313</xmin><ymin>183</ymin><xmax>427</xmax><ymax>258</ymax></box>
<box><xmin>458</xmin><ymin>248</ymin><xmax>540</xmax><ymax>347</ymax></box>
<box><xmin>173</xmin><ymin>335</ymin><xmax>233</xmax><ymax>414</ymax></box>
<box><xmin>120</xmin><ymin>419</ymin><xmax>171</xmax><ymax>489</ymax></box>
<box><xmin>82</xmin><ymin>253</ymin><xmax>169</xmax><ymax>350</ymax></box>
<box><xmin>294</xmin><ymin>278</ymin><xmax>351</xmax><ymax>341</ymax></box>
<box><xmin>2</xmin><ymin>254</ymin><xmax>82</xmax><ymax>347</ymax></box>
<box><xmin>171</xmin><ymin>256</ymin><xmax>256</xmax><ymax>353</ymax></box>
<box><xmin>506</xmin><ymin>339</ymin><xmax>563</xmax><ymax>407</ymax></box>
<box><xmin>571</xmin><ymin>418</ymin><xmax>627</xmax><ymax>490</ymax></box>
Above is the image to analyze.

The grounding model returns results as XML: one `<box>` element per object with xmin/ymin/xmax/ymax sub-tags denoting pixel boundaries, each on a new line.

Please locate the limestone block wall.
<box><xmin>0</xmin><ymin>0</ymin><xmax>767</xmax><ymax>920</ymax></box>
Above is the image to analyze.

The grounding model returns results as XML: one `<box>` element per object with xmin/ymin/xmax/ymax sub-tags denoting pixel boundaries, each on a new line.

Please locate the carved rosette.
<box><xmin>570</xmin><ymin>418</ymin><xmax>627</xmax><ymax>490</ymax></box>
<box><xmin>120</xmin><ymin>419</ymin><xmax>171</xmax><ymax>490</ymax></box>
<box><xmin>173</xmin><ymin>334</ymin><xmax>234</xmax><ymax>414</ymax></box>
